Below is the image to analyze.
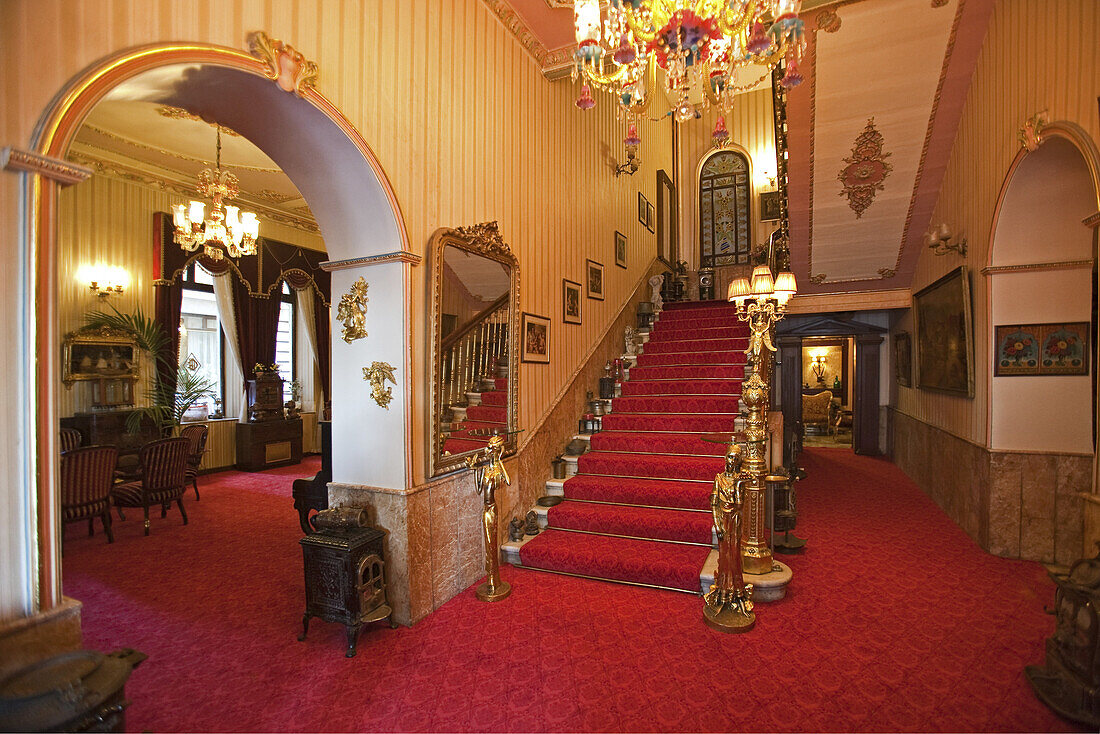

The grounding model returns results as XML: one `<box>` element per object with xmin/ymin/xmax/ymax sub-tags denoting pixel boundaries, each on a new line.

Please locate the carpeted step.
<box><xmin>634</xmin><ymin>350</ymin><xmax>734</xmax><ymax>367</ymax></box>
<box><xmin>494</xmin><ymin>377</ymin><xmax>508</xmax><ymax>390</ymax></box>
<box><xmin>652</xmin><ymin>314</ymin><xmax>742</xmax><ymax>330</ymax></box>
<box><xmin>466</xmin><ymin>405</ymin><xmax>507</xmax><ymax>423</ymax></box>
<box><xmin>516</xmin><ymin>529</ymin><xmax>710</xmax><ymax>592</ymax></box>
<box><xmin>588</xmin><ymin>431</ymin><xmax>727</xmax><ymax>456</ymax></box>
<box><xmin>599</xmin><ymin>413</ymin><xmax>737</xmax><ymax>432</ymax></box>
<box><xmin>619</xmin><ymin>379</ymin><xmax>740</xmax><ymax>396</ymax></box>
<box><xmin>611</xmin><ymin>395</ymin><xmax>739</xmax><ymax>414</ymax></box>
<box><xmin>641</xmin><ymin>337</ymin><xmax>747</xmax><ymax>354</ymax></box>
<box><xmin>546</xmin><ymin>501</ymin><xmax>713</xmax><ymax>544</ymax></box>
<box><xmin>649</xmin><ymin>325</ymin><xmax>746</xmax><ymax>341</ymax></box>
<box><xmin>479</xmin><ymin>390</ymin><xmax>507</xmax><ymax>406</ymax></box>
<box><xmin>628</xmin><ymin>364</ymin><xmax>745</xmax><ymax>381</ymax></box>
<box><xmin>563</xmin><ymin>475</ymin><xmax>712</xmax><ymax>510</ymax></box>
<box><xmin>578</xmin><ymin>451</ymin><xmax>725</xmax><ymax>481</ymax></box>
<box><xmin>454</xmin><ymin>419</ymin><xmax>506</xmax><ymax>431</ymax></box>
<box><xmin>441</xmin><ymin>438</ymin><xmax>488</xmax><ymax>454</ymax></box>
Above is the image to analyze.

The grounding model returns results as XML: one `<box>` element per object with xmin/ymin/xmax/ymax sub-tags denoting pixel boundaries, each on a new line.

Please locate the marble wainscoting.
<box><xmin>0</xmin><ymin>598</ymin><xmax>82</xmax><ymax>678</ymax></box>
<box><xmin>890</xmin><ymin>410</ymin><xmax>1090</xmax><ymax>565</ymax></box>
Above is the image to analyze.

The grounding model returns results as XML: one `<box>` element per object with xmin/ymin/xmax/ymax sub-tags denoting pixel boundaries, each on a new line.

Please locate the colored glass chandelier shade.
<box><xmin>570</xmin><ymin>0</ymin><xmax>806</xmax><ymax>133</ymax></box>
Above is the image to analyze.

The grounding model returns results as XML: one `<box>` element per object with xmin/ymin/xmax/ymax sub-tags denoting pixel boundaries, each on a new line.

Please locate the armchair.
<box><xmin>59</xmin><ymin>427</ymin><xmax>82</xmax><ymax>453</ymax></box>
<box><xmin>60</xmin><ymin>445</ymin><xmax>118</xmax><ymax>544</ymax></box>
<box><xmin>802</xmin><ymin>390</ymin><xmax>833</xmax><ymax>434</ymax></box>
<box><xmin>110</xmin><ymin>437</ymin><xmax>190</xmax><ymax>536</ymax></box>
<box><xmin>180</xmin><ymin>424</ymin><xmax>209</xmax><ymax>501</ymax></box>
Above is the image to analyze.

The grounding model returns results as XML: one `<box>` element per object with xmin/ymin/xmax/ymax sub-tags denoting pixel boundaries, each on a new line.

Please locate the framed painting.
<box><xmin>995</xmin><ymin>322</ymin><xmax>1089</xmax><ymax>376</ymax></box>
<box><xmin>586</xmin><ymin>259</ymin><xmax>605</xmax><ymax>301</ymax></box>
<box><xmin>894</xmin><ymin>331</ymin><xmax>912</xmax><ymax>387</ymax></box>
<box><xmin>562</xmin><ymin>279</ymin><xmax>582</xmax><ymax>324</ymax></box>
<box><xmin>521</xmin><ymin>312</ymin><xmax>550</xmax><ymax>364</ymax></box>
<box><xmin>760</xmin><ymin>190</ymin><xmax>780</xmax><ymax>221</ymax></box>
<box><xmin>62</xmin><ymin>326</ymin><xmax>140</xmax><ymax>386</ymax></box>
<box><xmin>645</xmin><ymin>200</ymin><xmax>655</xmax><ymax>232</ymax></box>
<box><xmin>637</xmin><ymin>192</ymin><xmax>648</xmax><ymax>226</ymax></box>
<box><xmin>913</xmin><ymin>266</ymin><xmax>974</xmax><ymax>397</ymax></box>
<box><xmin>614</xmin><ymin>231</ymin><xmax>627</xmax><ymax>269</ymax></box>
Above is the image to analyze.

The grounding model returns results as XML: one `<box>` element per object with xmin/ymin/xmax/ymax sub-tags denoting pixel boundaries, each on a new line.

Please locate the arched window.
<box><xmin>699</xmin><ymin>150</ymin><xmax>752</xmax><ymax>267</ymax></box>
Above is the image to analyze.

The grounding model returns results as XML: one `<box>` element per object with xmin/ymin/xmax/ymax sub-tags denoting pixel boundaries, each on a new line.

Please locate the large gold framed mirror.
<box><xmin>428</xmin><ymin>222</ymin><xmax>520</xmax><ymax>477</ymax></box>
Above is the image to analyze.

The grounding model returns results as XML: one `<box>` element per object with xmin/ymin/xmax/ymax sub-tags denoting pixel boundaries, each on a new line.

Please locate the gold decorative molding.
<box><xmin>82</xmin><ymin>124</ymin><xmax>279</xmax><ymax>173</ymax></box>
<box><xmin>1018</xmin><ymin>110</ymin><xmax>1048</xmax><ymax>153</ymax></box>
<box><xmin>980</xmin><ymin>259</ymin><xmax>1093</xmax><ymax>277</ymax></box>
<box><xmin>363</xmin><ymin>361</ymin><xmax>397</xmax><ymax>409</ymax></box>
<box><xmin>337</xmin><ymin>277</ymin><xmax>369</xmax><ymax>344</ymax></box>
<box><xmin>785</xmin><ymin>288</ymin><xmax>912</xmax><ymax>314</ymax></box>
<box><xmin>2</xmin><ymin>147</ymin><xmax>92</xmax><ymax>185</ymax></box>
<box><xmin>1082</xmin><ymin>212</ymin><xmax>1100</xmax><ymax>229</ymax></box>
<box><xmin>155</xmin><ymin>106</ymin><xmax>240</xmax><ymax>135</ymax></box>
<box><xmin>455</xmin><ymin>221</ymin><xmax>513</xmax><ymax>257</ymax></box>
<box><xmin>877</xmin><ymin>268</ymin><xmax>897</xmax><ymax>279</ymax></box>
<box><xmin>481</xmin><ymin>0</ymin><xmax>575</xmax><ymax>79</ymax></box>
<box><xmin>321</xmin><ymin>251</ymin><xmax>423</xmax><ymax>271</ymax></box>
<box><xmin>246</xmin><ymin>31</ymin><xmax>319</xmax><ymax>97</ymax></box>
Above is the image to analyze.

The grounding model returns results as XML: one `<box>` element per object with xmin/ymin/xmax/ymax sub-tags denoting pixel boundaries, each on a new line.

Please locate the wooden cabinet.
<box><xmin>60</xmin><ymin>411</ymin><xmax>158</xmax><ymax>457</ymax></box>
<box><xmin>235</xmin><ymin>418</ymin><xmax>302</xmax><ymax>472</ymax></box>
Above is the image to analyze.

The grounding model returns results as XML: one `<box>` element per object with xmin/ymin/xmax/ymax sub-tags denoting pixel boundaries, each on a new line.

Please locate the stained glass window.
<box><xmin>699</xmin><ymin>150</ymin><xmax>751</xmax><ymax>268</ymax></box>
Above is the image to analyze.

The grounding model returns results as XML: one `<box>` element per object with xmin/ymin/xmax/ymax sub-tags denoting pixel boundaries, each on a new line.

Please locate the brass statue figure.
<box><xmin>703</xmin><ymin>443</ymin><xmax>756</xmax><ymax>633</ymax></box>
<box><xmin>362</xmin><ymin>361</ymin><xmax>396</xmax><ymax>409</ymax></box>
<box><xmin>337</xmin><ymin>277</ymin><xmax>369</xmax><ymax>343</ymax></box>
<box><xmin>466</xmin><ymin>435</ymin><xmax>512</xmax><ymax>602</ymax></box>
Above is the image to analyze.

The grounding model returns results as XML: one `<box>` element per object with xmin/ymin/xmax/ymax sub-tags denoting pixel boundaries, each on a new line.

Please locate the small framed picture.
<box><xmin>521</xmin><ymin>312</ymin><xmax>550</xmax><ymax>364</ymax></box>
<box><xmin>614</xmin><ymin>231</ymin><xmax>627</xmax><ymax>269</ymax></box>
<box><xmin>562</xmin><ymin>279</ymin><xmax>582</xmax><ymax>324</ymax></box>
<box><xmin>760</xmin><ymin>191</ymin><xmax>780</xmax><ymax>221</ymax></box>
<box><xmin>894</xmin><ymin>331</ymin><xmax>912</xmax><ymax>387</ymax></box>
<box><xmin>586</xmin><ymin>259</ymin><xmax>605</xmax><ymax>301</ymax></box>
<box><xmin>646</xmin><ymin>201</ymin><xmax>655</xmax><ymax>232</ymax></box>
<box><xmin>638</xmin><ymin>192</ymin><xmax>647</xmax><ymax>226</ymax></box>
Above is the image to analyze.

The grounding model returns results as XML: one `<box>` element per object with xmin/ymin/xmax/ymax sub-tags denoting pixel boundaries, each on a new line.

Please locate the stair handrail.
<box><xmin>440</xmin><ymin>292</ymin><xmax>509</xmax><ymax>352</ymax></box>
<box><xmin>439</xmin><ymin>295</ymin><xmax>510</xmax><ymax>410</ymax></box>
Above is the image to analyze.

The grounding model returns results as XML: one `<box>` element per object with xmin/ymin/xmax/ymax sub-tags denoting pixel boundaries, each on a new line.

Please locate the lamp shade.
<box><xmin>750</xmin><ymin>265</ymin><xmax>774</xmax><ymax>296</ymax></box>
<box><xmin>727</xmin><ymin>277</ymin><xmax>751</xmax><ymax>302</ymax></box>
<box><xmin>773</xmin><ymin>271</ymin><xmax>797</xmax><ymax>304</ymax></box>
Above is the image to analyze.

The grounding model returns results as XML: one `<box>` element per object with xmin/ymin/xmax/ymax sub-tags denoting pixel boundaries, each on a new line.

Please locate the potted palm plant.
<box><xmin>84</xmin><ymin>305</ymin><xmax>216</xmax><ymax>436</ymax></box>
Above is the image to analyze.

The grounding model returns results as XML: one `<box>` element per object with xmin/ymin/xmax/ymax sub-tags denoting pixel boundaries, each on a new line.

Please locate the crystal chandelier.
<box><xmin>172</xmin><ymin>126</ymin><xmax>259</xmax><ymax>260</ymax></box>
<box><xmin>572</xmin><ymin>0</ymin><xmax>805</xmax><ymax>146</ymax></box>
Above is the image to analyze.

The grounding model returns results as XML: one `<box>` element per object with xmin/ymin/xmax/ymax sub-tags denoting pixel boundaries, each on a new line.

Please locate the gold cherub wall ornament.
<box><xmin>337</xmin><ymin>277</ymin><xmax>369</xmax><ymax>344</ymax></box>
<box><xmin>362</xmin><ymin>361</ymin><xmax>396</xmax><ymax>409</ymax></box>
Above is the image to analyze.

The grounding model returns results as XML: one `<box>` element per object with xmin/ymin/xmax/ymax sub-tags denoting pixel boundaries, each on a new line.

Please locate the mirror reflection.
<box><xmin>430</xmin><ymin>225</ymin><xmax>519</xmax><ymax>476</ymax></box>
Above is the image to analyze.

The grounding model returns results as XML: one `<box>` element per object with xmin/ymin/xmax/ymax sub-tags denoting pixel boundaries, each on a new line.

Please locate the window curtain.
<box><xmin>294</xmin><ymin>288</ymin><xmax>331</xmax><ymax>405</ymax></box>
<box><xmin>212</xmin><ymin>274</ymin><xmax>247</xmax><ymax>422</ymax></box>
<box><xmin>231</xmin><ymin>276</ymin><xmax>281</xmax><ymax>382</ymax></box>
<box><xmin>153</xmin><ymin>281</ymin><xmax>182</xmax><ymax>403</ymax></box>
<box><xmin>314</xmin><ymin>300</ymin><xmax>331</xmax><ymax>405</ymax></box>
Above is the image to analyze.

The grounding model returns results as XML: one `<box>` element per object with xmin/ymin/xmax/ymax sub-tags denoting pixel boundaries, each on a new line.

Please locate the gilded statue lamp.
<box><xmin>466</xmin><ymin>434</ymin><xmax>512</xmax><ymax>602</ymax></box>
<box><xmin>703</xmin><ymin>443</ymin><xmax>755</xmax><ymax>633</ymax></box>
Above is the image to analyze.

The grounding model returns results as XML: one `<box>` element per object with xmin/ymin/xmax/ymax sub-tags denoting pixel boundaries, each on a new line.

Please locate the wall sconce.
<box><xmin>79</xmin><ymin>264</ymin><xmax>129</xmax><ymax>298</ymax></box>
<box><xmin>811</xmin><ymin>354</ymin><xmax>827</xmax><ymax>385</ymax></box>
<box><xmin>615</xmin><ymin>124</ymin><xmax>641</xmax><ymax>177</ymax></box>
<box><xmin>926</xmin><ymin>223</ymin><xmax>967</xmax><ymax>257</ymax></box>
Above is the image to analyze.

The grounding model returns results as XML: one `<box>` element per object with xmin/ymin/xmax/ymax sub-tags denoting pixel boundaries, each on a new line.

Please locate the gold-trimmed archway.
<box><xmin>22</xmin><ymin>39</ymin><xmax>409</xmax><ymax>613</ymax></box>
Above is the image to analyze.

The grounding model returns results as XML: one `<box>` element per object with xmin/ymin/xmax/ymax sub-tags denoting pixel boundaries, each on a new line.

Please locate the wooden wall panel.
<box><xmin>0</xmin><ymin>0</ymin><xmax>673</xmax><ymax>617</ymax></box>
<box><xmin>895</xmin><ymin>0</ymin><xmax>1100</xmax><ymax>445</ymax></box>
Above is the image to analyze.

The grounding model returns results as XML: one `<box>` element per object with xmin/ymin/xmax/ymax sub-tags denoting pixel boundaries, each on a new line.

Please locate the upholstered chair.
<box><xmin>59</xmin><ymin>427</ymin><xmax>82</xmax><ymax>453</ymax></box>
<box><xmin>180</xmin><ymin>424</ymin><xmax>209</xmax><ymax>500</ymax></box>
<box><xmin>110</xmin><ymin>437</ymin><xmax>190</xmax><ymax>536</ymax></box>
<box><xmin>801</xmin><ymin>390</ymin><xmax>833</xmax><ymax>434</ymax></box>
<box><xmin>60</xmin><ymin>445</ymin><xmax>119</xmax><ymax>544</ymax></box>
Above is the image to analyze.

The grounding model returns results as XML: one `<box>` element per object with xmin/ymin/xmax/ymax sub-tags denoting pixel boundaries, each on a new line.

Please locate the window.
<box><xmin>274</xmin><ymin>281</ymin><xmax>296</xmax><ymax>402</ymax></box>
<box><xmin>699</xmin><ymin>150</ymin><xmax>752</xmax><ymax>268</ymax></box>
<box><xmin>178</xmin><ymin>261</ymin><xmax>225</xmax><ymax>414</ymax></box>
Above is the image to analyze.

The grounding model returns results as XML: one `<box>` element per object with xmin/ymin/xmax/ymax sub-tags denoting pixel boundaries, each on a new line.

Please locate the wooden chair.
<box><xmin>180</xmin><ymin>424</ymin><xmax>209</xmax><ymax>501</ymax></box>
<box><xmin>59</xmin><ymin>427</ymin><xmax>82</xmax><ymax>453</ymax></box>
<box><xmin>60</xmin><ymin>445</ymin><xmax>118</xmax><ymax>544</ymax></box>
<box><xmin>801</xmin><ymin>390</ymin><xmax>833</xmax><ymax>434</ymax></box>
<box><xmin>110</xmin><ymin>437</ymin><xmax>190</xmax><ymax>536</ymax></box>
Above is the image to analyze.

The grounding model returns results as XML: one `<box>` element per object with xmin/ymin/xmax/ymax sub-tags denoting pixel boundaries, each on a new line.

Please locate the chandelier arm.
<box><xmin>580</xmin><ymin>58</ymin><xmax>628</xmax><ymax>87</ymax></box>
<box><xmin>621</xmin><ymin>7</ymin><xmax>662</xmax><ymax>44</ymax></box>
<box><xmin>715</xmin><ymin>3</ymin><xmax>753</xmax><ymax>39</ymax></box>
<box><xmin>622</xmin><ymin>57</ymin><xmax>658</xmax><ymax>115</ymax></box>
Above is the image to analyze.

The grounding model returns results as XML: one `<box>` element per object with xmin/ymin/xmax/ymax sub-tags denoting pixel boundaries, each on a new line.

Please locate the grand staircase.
<box><xmin>510</xmin><ymin>300</ymin><xmax>749</xmax><ymax>593</ymax></box>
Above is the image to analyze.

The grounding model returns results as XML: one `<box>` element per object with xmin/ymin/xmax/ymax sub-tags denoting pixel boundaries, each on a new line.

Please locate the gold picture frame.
<box><xmin>62</xmin><ymin>326</ymin><xmax>140</xmax><ymax>387</ymax></box>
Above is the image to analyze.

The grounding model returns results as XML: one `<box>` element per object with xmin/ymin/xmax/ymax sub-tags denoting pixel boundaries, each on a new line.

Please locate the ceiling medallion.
<box><xmin>837</xmin><ymin>117</ymin><xmax>892</xmax><ymax>218</ymax></box>
<box><xmin>247</xmin><ymin>31</ymin><xmax>319</xmax><ymax>97</ymax></box>
<box><xmin>570</xmin><ymin>1</ymin><xmax>806</xmax><ymax>148</ymax></box>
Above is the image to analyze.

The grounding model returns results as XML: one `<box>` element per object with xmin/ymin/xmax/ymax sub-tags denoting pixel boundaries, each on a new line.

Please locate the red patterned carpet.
<box><xmin>61</xmin><ymin>448</ymin><xmax>1084</xmax><ymax>731</ymax></box>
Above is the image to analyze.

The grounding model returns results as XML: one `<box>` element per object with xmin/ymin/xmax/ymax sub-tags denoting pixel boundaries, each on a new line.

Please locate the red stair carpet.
<box><xmin>518</xmin><ymin>300</ymin><xmax>747</xmax><ymax>591</ymax></box>
<box><xmin>61</xmin><ymin>450</ymin><xmax>1083</xmax><ymax>731</ymax></box>
<box><xmin>443</xmin><ymin>376</ymin><xmax>508</xmax><ymax>454</ymax></box>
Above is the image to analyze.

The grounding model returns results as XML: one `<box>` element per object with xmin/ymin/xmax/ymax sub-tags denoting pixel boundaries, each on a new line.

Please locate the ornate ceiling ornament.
<box><xmin>247</xmin><ymin>31</ymin><xmax>319</xmax><ymax>96</ymax></box>
<box><xmin>363</xmin><ymin>361</ymin><xmax>397</xmax><ymax>410</ymax></box>
<box><xmin>259</xmin><ymin>189</ymin><xmax>297</xmax><ymax>203</ymax></box>
<box><xmin>337</xmin><ymin>277</ymin><xmax>369</xmax><ymax>344</ymax></box>
<box><xmin>878</xmin><ymin>267</ymin><xmax>897</xmax><ymax>279</ymax></box>
<box><xmin>816</xmin><ymin>9</ymin><xmax>841</xmax><ymax>33</ymax></box>
<box><xmin>455</xmin><ymin>221</ymin><xmax>513</xmax><ymax>257</ymax></box>
<box><xmin>1018</xmin><ymin>111</ymin><xmax>1048</xmax><ymax>153</ymax></box>
<box><xmin>931</xmin><ymin>0</ymin><xmax>949</xmax><ymax>7</ymax></box>
<box><xmin>810</xmin><ymin>273</ymin><xmax>827</xmax><ymax>284</ymax></box>
<box><xmin>837</xmin><ymin>118</ymin><xmax>892</xmax><ymax>218</ymax></box>
<box><xmin>156</xmin><ymin>106</ymin><xmax>241</xmax><ymax>135</ymax></box>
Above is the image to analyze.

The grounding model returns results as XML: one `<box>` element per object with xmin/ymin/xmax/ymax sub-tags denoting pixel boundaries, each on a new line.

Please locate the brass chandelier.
<box><xmin>172</xmin><ymin>126</ymin><xmax>260</xmax><ymax>261</ymax></box>
<box><xmin>572</xmin><ymin>0</ymin><xmax>805</xmax><ymax>144</ymax></box>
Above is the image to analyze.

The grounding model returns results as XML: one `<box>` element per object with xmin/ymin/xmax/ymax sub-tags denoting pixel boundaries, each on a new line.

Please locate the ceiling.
<box><xmin>68</xmin><ymin>99</ymin><xmax>319</xmax><ymax>237</ymax></box>
<box><xmin>491</xmin><ymin>0</ymin><xmax>996</xmax><ymax>294</ymax></box>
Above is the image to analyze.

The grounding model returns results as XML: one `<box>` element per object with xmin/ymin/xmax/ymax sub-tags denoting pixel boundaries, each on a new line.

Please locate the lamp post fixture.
<box><xmin>726</xmin><ymin>264</ymin><xmax>796</xmax><ymax>575</ymax></box>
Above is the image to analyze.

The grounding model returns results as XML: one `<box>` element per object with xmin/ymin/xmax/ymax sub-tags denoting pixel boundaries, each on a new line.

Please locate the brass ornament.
<box><xmin>454</xmin><ymin>221</ymin><xmax>513</xmax><ymax>257</ymax></box>
<box><xmin>337</xmin><ymin>277</ymin><xmax>369</xmax><ymax>344</ymax></box>
<box><xmin>703</xmin><ymin>444</ymin><xmax>755</xmax><ymax>633</ymax></box>
<box><xmin>466</xmin><ymin>435</ymin><xmax>512</xmax><ymax>602</ymax></box>
<box><xmin>1018</xmin><ymin>111</ymin><xmax>1048</xmax><ymax>153</ymax></box>
<box><xmin>362</xmin><ymin>361</ymin><xmax>396</xmax><ymax>410</ymax></box>
<box><xmin>247</xmin><ymin>31</ymin><xmax>319</xmax><ymax>97</ymax></box>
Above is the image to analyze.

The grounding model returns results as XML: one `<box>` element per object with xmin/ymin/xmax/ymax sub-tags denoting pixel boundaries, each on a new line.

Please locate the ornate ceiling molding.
<box><xmin>482</xmin><ymin>0</ymin><xmax>576</xmax><ymax>79</ymax></box>
<box><xmin>2</xmin><ymin>147</ymin><xmax>93</xmax><ymax>185</ymax></box>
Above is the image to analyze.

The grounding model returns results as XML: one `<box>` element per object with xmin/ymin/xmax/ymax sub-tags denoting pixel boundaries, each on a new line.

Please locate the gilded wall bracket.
<box><xmin>247</xmin><ymin>31</ymin><xmax>319</xmax><ymax>96</ymax></box>
<box><xmin>363</xmin><ymin>361</ymin><xmax>396</xmax><ymax>410</ymax></box>
<box><xmin>337</xmin><ymin>277</ymin><xmax>369</xmax><ymax>344</ymax></box>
